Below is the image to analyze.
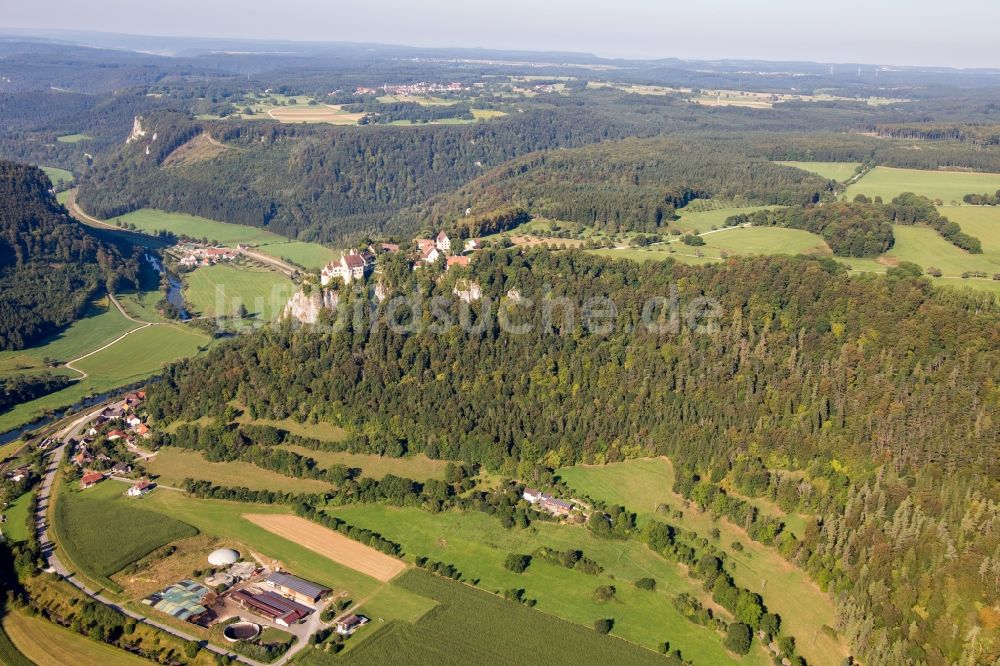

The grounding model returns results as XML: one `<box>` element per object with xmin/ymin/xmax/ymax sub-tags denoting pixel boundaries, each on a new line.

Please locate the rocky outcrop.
<box><xmin>283</xmin><ymin>288</ymin><xmax>339</xmax><ymax>324</ymax></box>
<box><xmin>125</xmin><ymin>116</ymin><xmax>147</xmax><ymax>144</ymax></box>
<box><xmin>453</xmin><ymin>280</ymin><xmax>483</xmax><ymax>302</ymax></box>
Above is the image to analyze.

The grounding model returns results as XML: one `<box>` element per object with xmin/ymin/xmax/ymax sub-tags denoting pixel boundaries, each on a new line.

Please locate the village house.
<box><xmin>522</xmin><ymin>488</ymin><xmax>574</xmax><ymax>516</ymax></box>
<box><xmin>80</xmin><ymin>471</ymin><xmax>104</xmax><ymax>489</ymax></box>
<box><xmin>335</xmin><ymin>614</ymin><xmax>369</xmax><ymax>635</ymax></box>
<box><xmin>7</xmin><ymin>466</ymin><xmax>31</xmax><ymax>483</ymax></box>
<box><xmin>72</xmin><ymin>450</ymin><xmax>93</xmax><ymax>467</ymax></box>
<box><xmin>127</xmin><ymin>480</ymin><xmax>155</xmax><ymax>497</ymax></box>
<box><xmin>126</xmin><ymin>415</ymin><xmax>142</xmax><ymax>428</ymax></box>
<box><xmin>107</xmin><ymin>430</ymin><xmax>125</xmax><ymax>441</ymax></box>
<box><xmin>135</xmin><ymin>423</ymin><xmax>151</xmax><ymax>439</ymax></box>
<box><xmin>446</xmin><ymin>255</ymin><xmax>470</xmax><ymax>271</ymax></box>
<box><xmin>111</xmin><ymin>462</ymin><xmax>133</xmax><ymax>476</ymax></box>
<box><xmin>464</xmin><ymin>238</ymin><xmax>481</xmax><ymax>253</ymax></box>
<box><xmin>320</xmin><ymin>250</ymin><xmax>374</xmax><ymax>286</ymax></box>
<box><xmin>435</xmin><ymin>231</ymin><xmax>451</xmax><ymax>253</ymax></box>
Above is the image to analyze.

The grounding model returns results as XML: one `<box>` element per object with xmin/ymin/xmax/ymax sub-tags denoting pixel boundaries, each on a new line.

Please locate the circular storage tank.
<box><xmin>208</xmin><ymin>548</ymin><xmax>240</xmax><ymax>566</ymax></box>
<box><xmin>223</xmin><ymin>622</ymin><xmax>260</xmax><ymax>642</ymax></box>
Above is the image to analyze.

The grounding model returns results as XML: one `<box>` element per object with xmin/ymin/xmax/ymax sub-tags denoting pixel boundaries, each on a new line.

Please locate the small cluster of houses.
<box><xmin>72</xmin><ymin>391</ymin><xmax>156</xmax><ymax>497</ymax></box>
<box><xmin>178</xmin><ymin>245</ymin><xmax>237</xmax><ymax>268</ymax></box>
<box><xmin>319</xmin><ymin>233</ymin><xmax>481</xmax><ymax>287</ymax></box>
<box><xmin>522</xmin><ymin>488</ymin><xmax>575</xmax><ymax>516</ymax></box>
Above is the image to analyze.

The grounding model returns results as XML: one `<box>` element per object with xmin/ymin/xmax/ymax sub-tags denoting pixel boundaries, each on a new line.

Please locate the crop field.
<box><xmin>146</xmin><ymin>447</ymin><xmax>335</xmax><ymax>494</ymax></box>
<box><xmin>245</xmin><ymin>514</ymin><xmax>408</xmax><ymax>581</ymax></box>
<box><xmin>2</xmin><ymin>611</ymin><xmax>147</xmax><ymax>666</ymax></box>
<box><xmin>267</xmin><ymin>105</ymin><xmax>363</xmax><ymax>124</ymax></box>
<box><xmin>325</xmin><ymin>504</ymin><xmax>768</xmax><ymax>664</ymax></box>
<box><xmin>778</xmin><ymin>161</ymin><xmax>862</xmax><ymax>182</ymax></box>
<box><xmin>40</xmin><ymin>165</ymin><xmax>73</xmax><ymax>186</ymax></box>
<box><xmin>183</xmin><ymin>264</ymin><xmax>295</xmax><ymax>320</ymax></box>
<box><xmin>56</xmin><ymin>133</ymin><xmax>93</xmax><ymax>143</ymax></box>
<box><xmin>1</xmin><ymin>491</ymin><xmax>33</xmax><ymax>542</ymax></box>
<box><xmin>558</xmin><ymin>458</ymin><xmax>847</xmax><ymax>666</ymax></box>
<box><xmin>276</xmin><ymin>446</ymin><xmax>449</xmax><ymax>480</ymax></box>
<box><xmin>53</xmin><ymin>482</ymin><xmax>198</xmax><ymax>588</ymax></box>
<box><xmin>846</xmin><ymin>166</ymin><xmax>1000</xmax><ymax>203</ymax></box>
<box><xmin>311</xmin><ymin>569</ymin><xmax>683</xmax><ymax>666</ymax></box>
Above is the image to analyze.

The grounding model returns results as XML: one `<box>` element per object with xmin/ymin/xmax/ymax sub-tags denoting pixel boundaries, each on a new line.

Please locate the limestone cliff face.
<box><xmin>283</xmin><ymin>289</ymin><xmax>339</xmax><ymax>324</ymax></box>
<box><xmin>125</xmin><ymin>116</ymin><xmax>147</xmax><ymax>144</ymax></box>
<box><xmin>453</xmin><ymin>280</ymin><xmax>483</xmax><ymax>302</ymax></box>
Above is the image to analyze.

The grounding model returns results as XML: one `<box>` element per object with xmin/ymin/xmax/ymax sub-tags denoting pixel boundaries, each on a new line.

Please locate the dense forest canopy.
<box><xmin>145</xmin><ymin>249</ymin><xmax>1000</xmax><ymax>665</ymax></box>
<box><xmin>0</xmin><ymin>161</ymin><xmax>139</xmax><ymax>350</ymax></box>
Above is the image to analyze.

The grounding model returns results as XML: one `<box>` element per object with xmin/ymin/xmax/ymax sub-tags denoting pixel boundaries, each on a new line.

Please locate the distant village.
<box><xmin>354</xmin><ymin>81</ymin><xmax>469</xmax><ymax>96</ymax></box>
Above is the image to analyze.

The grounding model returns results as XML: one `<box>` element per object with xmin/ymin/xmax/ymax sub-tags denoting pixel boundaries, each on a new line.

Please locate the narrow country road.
<box><xmin>32</xmin><ymin>403</ymin><xmax>320</xmax><ymax>666</ymax></box>
<box><xmin>63</xmin><ymin>295</ymin><xmax>163</xmax><ymax>380</ymax></box>
<box><xmin>32</xmin><ymin>407</ymin><xmax>268</xmax><ymax>666</ymax></box>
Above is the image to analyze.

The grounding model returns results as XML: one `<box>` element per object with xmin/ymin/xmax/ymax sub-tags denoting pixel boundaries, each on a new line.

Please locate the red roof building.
<box><xmin>80</xmin><ymin>471</ymin><xmax>105</xmax><ymax>488</ymax></box>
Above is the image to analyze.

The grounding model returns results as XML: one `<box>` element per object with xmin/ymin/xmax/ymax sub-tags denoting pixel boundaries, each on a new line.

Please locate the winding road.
<box><xmin>63</xmin><ymin>295</ymin><xmax>159</xmax><ymax>380</ymax></box>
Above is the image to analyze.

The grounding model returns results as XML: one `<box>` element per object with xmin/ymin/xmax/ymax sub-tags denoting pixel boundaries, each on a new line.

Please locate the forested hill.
<box><xmin>146</xmin><ymin>250</ymin><xmax>1000</xmax><ymax>664</ymax></box>
<box><xmin>0</xmin><ymin>162</ymin><xmax>139</xmax><ymax>350</ymax></box>
<box><xmin>393</xmin><ymin>137</ymin><xmax>830</xmax><ymax>235</ymax></box>
<box><xmin>76</xmin><ymin>108</ymin><xmax>656</xmax><ymax>244</ymax></box>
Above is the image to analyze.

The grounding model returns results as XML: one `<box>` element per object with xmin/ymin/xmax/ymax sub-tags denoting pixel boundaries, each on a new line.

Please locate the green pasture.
<box><xmin>56</xmin><ymin>133</ymin><xmax>93</xmax><ymax>143</ymax></box>
<box><xmin>277</xmin><ymin>447</ymin><xmax>449</xmax><ymax>481</ymax></box>
<box><xmin>846</xmin><ymin>166</ymin><xmax>1000</xmax><ymax>203</ymax></box>
<box><xmin>325</xmin><ymin>503</ymin><xmax>767</xmax><ymax>664</ymax></box>
<box><xmin>1</xmin><ymin>492</ymin><xmax>33</xmax><ymax>542</ymax></box>
<box><xmin>558</xmin><ymin>458</ymin><xmax>847</xmax><ymax>666</ymax></box>
<box><xmin>40</xmin><ymin>166</ymin><xmax>73</xmax><ymax>187</ymax></box>
<box><xmin>183</xmin><ymin>264</ymin><xmax>295</xmax><ymax>320</ymax></box>
<box><xmin>146</xmin><ymin>447</ymin><xmax>334</xmax><ymax>494</ymax></box>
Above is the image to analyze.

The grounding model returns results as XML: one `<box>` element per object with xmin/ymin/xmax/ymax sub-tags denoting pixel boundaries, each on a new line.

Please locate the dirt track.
<box><xmin>244</xmin><ymin>514</ymin><xmax>407</xmax><ymax>582</ymax></box>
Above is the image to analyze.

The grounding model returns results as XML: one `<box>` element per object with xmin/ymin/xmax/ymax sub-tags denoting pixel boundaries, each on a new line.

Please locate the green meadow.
<box><xmin>778</xmin><ymin>161</ymin><xmax>862</xmax><ymax>182</ymax></box>
<box><xmin>326</xmin><ymin>503</ymin><xmax>769</xmax><ymax>665</ymax></box>
<box><xmin>111</xmin><ymin>209</ymin><xmax>335</xmax><ymax>270</ymax></box>
<box><xmin>40</xmin><ymin>166</ymin><xmax>73</xmax><ymax>187</ymax></box>
<box><xmin>558</xmin><ymin>458</ymin><xmax>848</xmax><ymax>666</ymax></box>
<box><xmin>1</xmin><ymin>491</ymin><xmax>33</xmax><ymax>542</ymax></box>
<box><xmin>146</xmin><ymin>447</ymin><xmax>335</xmax><ymax>494</ymax></box>
<box><xmin>183</xmin><ymin>263</ymin><xmax>295</xmax><ymax>320</ymax></box>
<box><xmin>56</xmin><ymin>133</ymin><xmax>93</xmax><ymax>143</ymax></box>
<box><xmin>846</xmin><ymin>166</ymin><xmax>1000</xmax><ymax>203</ymax></box>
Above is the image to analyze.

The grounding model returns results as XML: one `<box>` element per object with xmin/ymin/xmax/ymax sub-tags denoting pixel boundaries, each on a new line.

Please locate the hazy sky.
<box><xmin>4</xmin><ymin>0</ymin><xmax>998</xmax><ymax>68</ymax></box>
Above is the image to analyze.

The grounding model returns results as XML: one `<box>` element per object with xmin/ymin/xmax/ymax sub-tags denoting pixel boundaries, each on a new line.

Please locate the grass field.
<box><xmin>40</xmin><ymin>165</ymin><xmax>73</xmax><ymax>187</ymax></box>
<box><xmin>53</xmin><ymin>482</ymin><xmax>198</xmax><ymax>589</ymax></box>
<box><xmin>183</xmin><ymin>264</ymin><xmax>295</xmax><ymax>320</ymax></box>
<box><xmin>0</xmin><ymin>297</ymin><xmax>212</xmax><ymax>434</ymax></box>
<box><xmin>146</xmin><ymin>447</ymin><xmax>335</xmax><ymax>494</ymax></box>
<box><xmin>56</xmin><ymin>133</ymin><xmax>93</xmax><ymax>143</ymax></box>
<box><xmin>276</xmin><ymin>446</ymin><xmax>449</xmax><ymax>480</ymax></box>
<box><xmin>309</xmin><ymin>568</ymin><xmax>690</xmax><ymax>666</ymax></box>
<box><xmin>2</xmin><ymin>611</ymin><xmax>147</xmax><ymax>666</ymax></box>
<box><xmin>325</xmin><ymin>504</ymin><xmax>768</xmax><ymax>664</ymax></box>
<box><xmin>245</xmin><ymin>514</ymin><xmax>408</xmax><ymax>581</ymax></box>
<box><xmin>71</xmin><ymin>323</ymin><xmax>209</xmax><ymax>386</ymax></box>
<box><xmin>778</xmin><ymin>161</ymin><xmax>862</xmax><ymax>182</ymax></box>
<box><xmin>674</xmin><ymin>206</ymin><xmax>781</xmax><ymax>234</ymax></box>
<box><xmin>846</xmin><ymin>166</ymin><xmax>1000</xmax><ymax>203</ymax></box>
<box><xmin>234</xmin><ymin>415</ymin><xmax>347</xmax><ymax>441</ymax></box>
<box><xmin>557</xmin><ymin>458</ymin><xmax>847</xmax><ymax>666</ymax></box>
<box><xmin>1</xmin><ymin>491</ymin><xmax>33</xmax><ymax>542</ymax></box>
<box><xmin>111</xmin><ymin>209</ymin><xmax>335</xmax><ymax>270</ymax></box>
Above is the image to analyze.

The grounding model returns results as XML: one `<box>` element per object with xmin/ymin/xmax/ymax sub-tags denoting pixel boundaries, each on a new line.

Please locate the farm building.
<box><xmin>142</xmin><ymin>579</ymin><xmax>213</xmax><ymax>624</ymax></box>
<box><xmin>265</xmin><ymin>572</ymin><xmax>331</xmax><ymax>604</ymax></box>
<box><xmin>208</xmin><ymin>548</ymin><xmax>240</xmax><ymax>566</ymax></box>
<box><xmin>335</xmin><ymin>614</ymin><xmax>369</xmax><ymax>635</ymax></box>
<box><xmin>230</xmin><ymin>589</ymin><xmax>312</xmax><ymax>627</ymax></box>
<box><xmin>522</xmin><ymin>488</ymin><xmax>574</xmax><ymax>516</ymax></box>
